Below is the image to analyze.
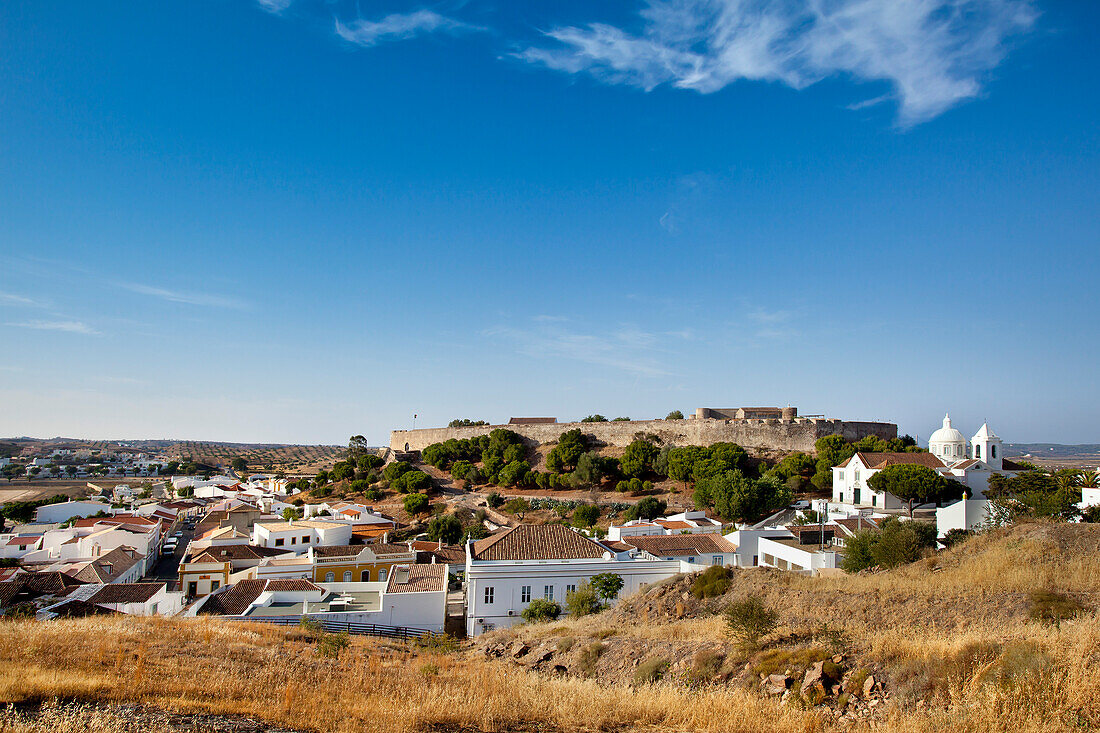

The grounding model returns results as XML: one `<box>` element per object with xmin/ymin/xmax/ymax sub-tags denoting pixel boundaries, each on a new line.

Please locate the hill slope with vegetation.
<box><xmin>1</xmin><ymin>522</ymin><xmax>1097</xmax><ymax>732</ymax></box>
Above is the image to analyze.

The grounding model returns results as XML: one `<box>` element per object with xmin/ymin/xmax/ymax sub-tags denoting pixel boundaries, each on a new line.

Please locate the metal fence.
<box><xmin>232</xmin><ymin>615</ymin><xmax>439</xmax><ymax>640</ymax></box>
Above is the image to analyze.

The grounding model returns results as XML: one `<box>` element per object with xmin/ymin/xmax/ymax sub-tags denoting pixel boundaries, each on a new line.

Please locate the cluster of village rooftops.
<box><xmin>3</xmin><ymin>416</ymin><xmax>1099</xmax><ymax>637</ymax></box>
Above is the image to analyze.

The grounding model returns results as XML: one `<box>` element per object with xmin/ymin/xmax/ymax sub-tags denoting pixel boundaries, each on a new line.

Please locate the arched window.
<box><xmin>975</xmin><ymin>445</ymin><xmax>981</xmax><ymax>459</ymax></box>
<box><xmin>991</xmin><ymin>445</ymin><xmax>997</xmax><ymax>459</ymax></box>
<box><xmin>324</xmin><ymin>572</ymin><xmax>335</xmax><ymax>582</ymax></box>
<box><xmin>343</xmin><ymin>571</ymin><xmax>352</xmax><ymax>582</ymax></box>
<box><xmin>361</xmin><ymin>570</ymin><xmax>370</xmax><ymax>582</ymax></box>
<box><xmin>378</xmin><ymin>568</ymin><xmax>388</xmax><ymax>582</ymax></box>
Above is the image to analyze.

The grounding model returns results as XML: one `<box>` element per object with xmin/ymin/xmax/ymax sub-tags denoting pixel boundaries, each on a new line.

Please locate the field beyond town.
<box><xmin>1</xmin><ymin>521</ymin><xmax>1097</xmax><ymax>733</ymax></box>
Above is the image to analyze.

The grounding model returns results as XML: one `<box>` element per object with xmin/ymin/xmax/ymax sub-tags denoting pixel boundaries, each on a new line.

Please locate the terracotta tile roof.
<box><xmin>191</xmin><ymin>545</ymin><xmax>289</xmax><ymax>562</ymax></box>
<box><xmin>386</xmin><ymin>563</ymin><xmax>447</xmax><ymax>593</ymax></box>
<box><xmin>73</xmin><ymin>515</ymin><xmax>159</xmax><ymax>528</ymax></box>
<box><xmin>951</xmin><ymin>459</ymin><xmax>980</xmax><ymax>470</ymax></box>
<box><xmin>1001</xmin><ymin>459</ymin><xmax>1030</xmax><ymax>471</ymax></box>
<box><xmin>87</xmin><ymin>582</ymin><xmax>166</xmax><ymax>605</ymax></box>
<box><xmin>6</xmin><ymin>536</ymin><xmax>40</xmax><ymax>547</ymax></box>
<box><xmin>407</xmin><ymin>541</ymin><xmax>466</xmax><ymax>564</ymax></box>
<box><xmin>848</xmin><ymin>452</ymin><xmax>946</xmax><ymax>470</ymax></box>
<box><xmin>0</xmin><ymin>571</ymin><xmax>86</xmax><ymax>607</ymax></box>
<box><xmin>601</xmin><ymin>540</ymin><xmax>633</xmax><ymax>552</ymax></box>
<box><xmin>200</xmin><ymin>578</ymin><xmax>321</xmax><ymax>616</ymax></box>
<box><xmin>831</xmin><ymin>517</ymin><xmax>880</xmax><ymax>535</ymax></box>
<box><xmin>653</xmin><ymin>519</ymin><xmax>692</xmax><ymax>529</ymax></box>
<box><xmin>71</xmin><ymin>547</ymin><xmax>144</xmax><ymax>584</ymax></box>
<box><xmin>620</xmin><ymin>534</ymin><xmax>737</xmax><ymax>556</ymax></box>
<box><xmin>508</xmin><ymin>417</ymin><xmax>557</xmax><ymax>424</ymax></box>
<box><xmin>471</xmin><ymin>524</ymin><xmax>608</xmax><ymax>561</ymax></box>
<box><xmin>44</xmin><ymin>599</ymin><xmax>117</xmax><ymax>618</ymax></box>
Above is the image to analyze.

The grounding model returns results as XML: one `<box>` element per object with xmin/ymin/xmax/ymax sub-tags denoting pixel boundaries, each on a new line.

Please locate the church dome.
<box><xmin>929</xmin><ymin>414</ymin><xmax>965</xmax><ymax>445</ymax></box>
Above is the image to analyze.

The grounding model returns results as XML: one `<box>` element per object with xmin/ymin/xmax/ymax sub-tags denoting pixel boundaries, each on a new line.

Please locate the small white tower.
<box><xmin>929</xmin><ymin>413</ymin><xmax>966</xmax><ymax>463</ymax></box>
<box><xmin>972</xmin><ymin>423</ymin><xmax>1003</xmax><ymax>470</ymax></box>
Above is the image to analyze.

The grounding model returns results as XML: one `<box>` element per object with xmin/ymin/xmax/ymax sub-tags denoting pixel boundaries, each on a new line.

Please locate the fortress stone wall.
<box><xmin>390</xmin><ymin>416</ymin><xmax>897</xmax><ymax>456</ymax></box>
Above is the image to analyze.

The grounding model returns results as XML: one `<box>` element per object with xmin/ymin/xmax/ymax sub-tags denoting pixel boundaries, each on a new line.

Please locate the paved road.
<box><xmin>148</xmin><ymin>521</ymin><xmax>198</xmax><ymax>588</ymax></box>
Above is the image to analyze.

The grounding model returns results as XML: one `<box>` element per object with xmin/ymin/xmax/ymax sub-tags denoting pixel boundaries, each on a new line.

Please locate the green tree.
<box><xmin>665</xmin><ymin>410</ymin><xmax>684</xmax><ymax>420</ymax></box>
<box><xmin>448</xmin><ymin>419</ymin><xmax>488</xmax><ymax>428</ymax></box>
<box><xmin>231</xmin><ymin>457</ymin><xmax>248</xmax><ymax>473</ymax></box>
<box><xmin>812</xmin><ymin>435</ymin><xmax>856</xmax><ymax>491</ymax></box>
<box><xmin>565</xmin><ymin>582</ymin><xmax>601</xmax><ymax>617</ymax></box>
<box><xmin>383</xmin><ymin>461</ymin><xmax>413</xmax><ymax>483</ymax></box>
<box><xmin>426</xmin><ymin>515</ymin><xmax>463</xmax><ymax>544</ymax></box>
<box><xmin>402</xmin><ymin>492</ymin><xmax>429</xmax><ymax>516</ymax></box>
<box><xmin>572</xmin><ymin>503</ymin><xmax>601</xmax><ymax>528</ymax></box>
<box><xmin>503</xmin><ymin>497</ymin><xmax>530</xmax><ymax>516</ymax></box>
<box><xmin>281</xmin><ymin>507</ymin><xmax>303</xmax><ymax>521</ymax></box>
<box><xmin>545</xmin><ymin>429</ymin><xmax>588</xmax><ymax>473</ymax></box>
<box><xmin>589</xmin><ymin>572</ymin><xmax>624</xmax><ymax>602</ymax></box>
<box><xmin>395</xmin><ymin>470</ymin><xmax>431</xmax><ymax>494</ymax></box>
<box><xmin>348</xmin><ymin>435</ymin><xmax>370</xmax><ymax>459</ymax></box>
<box><xmin>498</xmin><ymin>460</ymin><xmax>531</xmax><ymax>487</ymax></box>
<box><xmin>486</xmin><ymin>492</ymin><xmax>503</xmax><ymax>509</ymax></box>
<box><xmin>521</xmin><ymin>599</ymin><xmax>561</xmax><ymax>622</ymax></box>
<box><xmin>866</xmin><ymin>464</ymin><xmax>949</xmax><ymax>518</ymax></box>
<box><xmin>574</xmin><ymin>451</ymin><xmax>613</xmax><ymax>486</ymax></box>
<box><xmin>580</xmin><ymin>415</ymin><xmax>608</xmax><ymax>422</ymax></box>
<box><xmin>725</xmin><ymin>595</ymin><xmax>779</xmax><ymax>649</ymax></box>
<box><xmin>620</xmin><ymin>439</ymin><xmax>659</xmax><ymax>479</ymax></box>
<box><xmin>624</xmin><ymin>496</ymin><xmax>666</xmax><ymax>521</ymax></box>
<box><xmin>666</xmin><ymin>446</ymin><xmax>711</xmax><ymax>486</ymax></box>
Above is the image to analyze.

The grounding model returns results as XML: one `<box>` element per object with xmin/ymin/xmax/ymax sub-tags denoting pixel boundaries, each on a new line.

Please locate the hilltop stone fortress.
<box><xmin>390</xmin><ymin>407</ymin><xmax>897</xmax><ymax>456</ymax></box>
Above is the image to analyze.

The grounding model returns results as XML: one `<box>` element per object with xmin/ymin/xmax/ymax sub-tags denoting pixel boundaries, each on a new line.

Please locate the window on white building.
<box><xmin>854</xmin><ymin>469</ymin><xmax>861</xmax><ymax>482</ymax></box>
<box><xmin>521</xmin><ymin>585</ymin><xmax>531</xmax><ymax>603</ymax></box>
<box><xmin>543</xmin><ymin>585</ymin><xmax>554</xmax><ymax>601</ymax></box>
<box><xmin>566</xmin><ymin>584</ymin><xmax>576</xmax><ymax>595</ymax></box>
<box><xmin>838</xmin><ymin>470</ymin><xmax>844</xmax><ymax>481</ymax></box>
<box><xmin>992</xmin><ymin>445</ymin><xmax>997</xmax><ymax>458</ymax></box>
<box><xmin>975</xmin><ymin>444</ymin><xmax>981</xmax><ymax>459</ymax></box>
<box><xmin>712</xmin><ymin>555</ymin><xmax>723</xmax><ymax>565</ymax></box>
<box><xmin>484</xmin><ymin>586</ymin><xmax>494</xmax><ymax>604</ymax></box>
<box><xmin>343</xmin><ymin>571</ymin><xmax>352</xmax><ymax>582</ymax></box>
<box><xmin>274</xmin><ymin>538</ymin><xmax>284</xmax><ymax>547</ymax></box>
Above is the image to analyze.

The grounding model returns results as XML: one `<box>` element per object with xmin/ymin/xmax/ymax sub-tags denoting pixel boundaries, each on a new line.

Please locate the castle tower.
<box><xmin>972</xmin><ymin>423</ymin><xmax>1002</xmax><ymax>470</ymax></box>
<box><xmin>929</xmin><ymin>413</ymin><xmax>966</xmax><ymax>463</ymax></box>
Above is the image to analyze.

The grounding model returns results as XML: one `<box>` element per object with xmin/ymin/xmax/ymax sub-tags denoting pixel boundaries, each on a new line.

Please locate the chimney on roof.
<box><xmin>437</xmin><ymin>538</ymin><xmax>443</xmax><ymax>550</ymax></box>
<box><xmin>383</xmin><ymin>532</ymin><xmax>388</xmax><ymax>543</ymax></box>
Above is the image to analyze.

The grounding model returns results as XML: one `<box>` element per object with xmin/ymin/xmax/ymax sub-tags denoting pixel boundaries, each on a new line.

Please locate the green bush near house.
<box><xmin>521</xmin><ymin>599</ymin><xmax>562</xmax><ymax>623</ymax></box>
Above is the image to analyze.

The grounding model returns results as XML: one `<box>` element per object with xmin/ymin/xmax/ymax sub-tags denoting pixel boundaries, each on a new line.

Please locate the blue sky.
<box><xmin>1</xmin><ymin>0</ymin><xmax>1097</xmax><ymax>446</ymax></box>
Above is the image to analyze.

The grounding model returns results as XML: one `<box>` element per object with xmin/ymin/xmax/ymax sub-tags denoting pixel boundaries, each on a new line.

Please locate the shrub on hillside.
<box><xmin>577</xmin><ymin>641</ymin><xmax>605</xmax><ymax>676</ymax></box>
<box><xmin>521</xmin><ymin>599</ymin><xmax>561</xmax><ymax>623</ymax></box>
<box><xmin>572</xmin><ymin>503</ymin><xmax>600</xmax><ymax>528</ymax></box>
<box><xmin>691</xmin><ymin>565</ymin><xmax>732</xmax><ymax>599</ymax></box>
<box><xmin>565</xmin><ymin>581</ymin><xmax>602</xmax><ymax>617</ymax></box>
<box><xmin>1028</xmin><ymin>590</ymin><xmax>1087</xmax><ymax>625</ymax></box>
<box><xmin>725</xmin><ymin>595</ymin><xmax>779</xmax><ymax>649</ymax></box>
<box><xmin>402</xmin><ymin>492</ymin><xmax>429</xmax><ymax>516</ymax></box>
<box><xmin>633</xmin><ymin>656</ymin><xmax>669</xmax><ymax>685</ymax></box>
<box><xmin>841</xmin><ymin>518</ymin><xmax>938</xmax><ymax>573</ymax></box>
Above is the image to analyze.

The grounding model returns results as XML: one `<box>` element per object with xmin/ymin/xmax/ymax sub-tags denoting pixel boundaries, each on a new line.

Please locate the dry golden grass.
<box><xmin>2</xmin><ymin>521</ymin><xmax>1099</xmax><ymax>732</ymax></box>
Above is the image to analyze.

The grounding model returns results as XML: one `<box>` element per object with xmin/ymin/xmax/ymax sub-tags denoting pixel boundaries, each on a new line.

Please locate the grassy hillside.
<box><xmin>1</xmin><ymin>522</ymin><xmax>1097</xmax><ymax>732</ymax></box>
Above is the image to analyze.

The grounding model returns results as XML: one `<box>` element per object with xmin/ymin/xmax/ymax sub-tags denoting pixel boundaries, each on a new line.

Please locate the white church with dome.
<box><xmin>830</xmin><ymin>413</ymin><xmax>1026</xmax><ymax>511</ymax></box>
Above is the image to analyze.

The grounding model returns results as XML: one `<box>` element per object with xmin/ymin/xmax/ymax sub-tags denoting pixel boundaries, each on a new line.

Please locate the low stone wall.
<box><xmin>390</xmin><ymin>417</ymin><xmax>896</xmax><ymax>455</ymax></box>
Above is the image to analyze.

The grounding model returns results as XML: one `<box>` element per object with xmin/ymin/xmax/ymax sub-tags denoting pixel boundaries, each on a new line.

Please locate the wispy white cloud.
<box><xmin>485</xmin><ymin>324</ymin><xmax>673</xmax><ymax>377</ymax></box>
<box><xmin>0</xmin><ymin>291</ymin><xmax>41</xmax><ymax>307</ymax></box>
<box><xmin>256</xmin><ymin>0</ymin><xmax>293</xmax><ymax>14</ymax></box>
<box><xmin>533</xmin><ymin>314</ymin><xmax>570</xmax><ymax>322</ymax></box>
<box><xmin>6</xmin><ymin>320</ymin><xmax>101</xmax><ymax>335</ymax></box>
<box><xmin>518</xmin><ymin>0</ymin><xmax>1037</xmax><ymax>125</ymax></box>
<box><xmin>119</xmin><ymin>283</ymin><xmax>249</xmax><ymax>310</ymax></box>
<box><xmin>335</xmin><ymin>9</ymin><xmax>483</xmax><ymax>48</ymax></box>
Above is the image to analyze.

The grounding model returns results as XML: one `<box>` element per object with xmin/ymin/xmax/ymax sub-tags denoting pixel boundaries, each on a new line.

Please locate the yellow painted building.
<box><xmin>307</xmin><ymin>543</ymin><xmax>416</xmax><ymax>583</ymax></box>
